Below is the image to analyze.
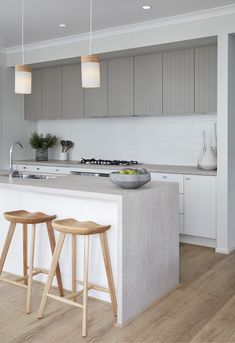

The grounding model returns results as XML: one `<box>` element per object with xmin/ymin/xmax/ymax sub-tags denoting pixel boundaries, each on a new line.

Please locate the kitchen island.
<box><xmin>0</xmin><ymin>174</ymin><xmax>179</xmax><ymax>326</ymax></box>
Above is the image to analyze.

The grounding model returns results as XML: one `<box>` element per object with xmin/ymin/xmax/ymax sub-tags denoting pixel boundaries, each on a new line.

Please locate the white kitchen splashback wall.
<box><xmin>37</xmin><ymin>114</ymin><xmax>217</xmax><ymax>166</ymax></box>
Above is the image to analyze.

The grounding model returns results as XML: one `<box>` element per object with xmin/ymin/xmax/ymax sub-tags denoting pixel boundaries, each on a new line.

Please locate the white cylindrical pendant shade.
<box><xmin>81</xmin><ymin>55</ymin><xmax>100</xmax><ymax>88</ymax></box>
<box><xmin>15</xmin><ymin>65</ymin><xmax>32</xmax><ymax>94</ymax></box>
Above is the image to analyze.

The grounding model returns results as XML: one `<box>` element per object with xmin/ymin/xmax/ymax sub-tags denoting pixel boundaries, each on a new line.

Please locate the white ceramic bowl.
<box><xmin>109</xmin><ymin>170</ymin><xmax>151</xmax><ymax>189</ymax></box>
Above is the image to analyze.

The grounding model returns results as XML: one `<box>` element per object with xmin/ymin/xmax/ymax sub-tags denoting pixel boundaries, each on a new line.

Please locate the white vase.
<box><xmin>198</xmin><ymin>146</ymin><xmax>217</xmax><ymax>170</ymax></box>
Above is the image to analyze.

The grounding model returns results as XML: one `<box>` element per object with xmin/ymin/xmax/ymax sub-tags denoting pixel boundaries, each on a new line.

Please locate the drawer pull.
<box><xmin>56</xmin><ymin>169</ymin><xmax>59</xmax><ymax>172</ymax></box>
<box><xmin>162</xmin><ymin>176</ymin><xmax>168</xmax><ymax>179</ymax></box>
<box><xmin>185</xmin><ymin>177</ymin><xmax>190</xmax><ymax>181</ymax></box>
<box><xmin>37</xmin><ymin>167</ymin><xmax>40</xmax><ymax>170</ymax></box>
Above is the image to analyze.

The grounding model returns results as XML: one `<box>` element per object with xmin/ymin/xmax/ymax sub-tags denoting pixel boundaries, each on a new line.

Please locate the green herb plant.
<box><xmin>29</xmin><ymin>131</ymin><xmax>57</xmax><ymax>150</ymax></box>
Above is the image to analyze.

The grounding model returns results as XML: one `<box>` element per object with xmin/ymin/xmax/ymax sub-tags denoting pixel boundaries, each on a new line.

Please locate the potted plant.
<box><xmin>29</xmin><ymin>131</ymin><xmax>57</xmax><ymax>161</ymax></box>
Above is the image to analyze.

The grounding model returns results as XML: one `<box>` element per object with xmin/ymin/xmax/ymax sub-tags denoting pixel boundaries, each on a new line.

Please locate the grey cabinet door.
<box><xmin>163</xmin><ymin>48</ymin><xmax>194</xmax><ymax>115</ymax></box>
<box><xmin>84</xmin><ymin>60</ymin><xmax>108</xmax><ymax>117</ymax></box>
<box><xmin>108</xmin><ymin>57</ymin><xmax>134</xmax><ymax>116</ymax></box>
<box><xmin>62</xmin><ymin>64</ymin><xmax>84</xmax><ymax>119</ymax></box>
<box><xmin>195</xmin><ymin>45</ymin><xmax>217</xmax><ymax>113</ymax></box>
<box><xmin>134</xmin><ymin>53</ymin><xmax>162</xmax><ymax>116</ymax></box>
<box><xmin>25</xmin><ymin>69</ymin><xmax>42</xmax><ymax>120</ymax></box>
<box><xmin>42</xmin><ymin>67</ymin><xmax>62</xmax><ymax>119</ymax></box>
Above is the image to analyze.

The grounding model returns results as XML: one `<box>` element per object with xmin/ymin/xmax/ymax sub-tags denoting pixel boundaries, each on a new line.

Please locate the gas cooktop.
<box><xmin>81</xmin><ymin>158</ymin><xmax>139</xmax><ymax>166</ymax></box>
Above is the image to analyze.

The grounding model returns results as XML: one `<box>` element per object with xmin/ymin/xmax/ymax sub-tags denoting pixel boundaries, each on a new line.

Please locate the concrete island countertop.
<box><xmin>0</xmin><ymin>173</ymin><xmax>177</xmax><ymax>201</ymax></box>
<box><xmin>15</xmin><ymin>160</ymin><xmax>217</xmax><ymax>176</ymax></box>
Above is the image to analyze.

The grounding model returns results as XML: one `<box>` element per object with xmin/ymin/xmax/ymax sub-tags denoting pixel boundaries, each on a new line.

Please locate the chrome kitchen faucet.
<box><xmin>9</xmin><ymin>142</ymin><xmax>23</xmax><ymax>177</ymax></box>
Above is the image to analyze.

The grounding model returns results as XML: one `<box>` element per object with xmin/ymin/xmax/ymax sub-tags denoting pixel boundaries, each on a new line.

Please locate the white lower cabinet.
<box><xmin>151</xmin><ymin>173</ymin><xmax>184</xmax><ymax>234</ymax></box>
<box><xmin>151</xmin><ymin>172</ymin><xmax>216</xmax><ymax>240</ymax></box>
<box><xmin>184</xmin><ymin>175</ymin><xmax>216</xmax><ymax>239</ymax></box>
<box><xmin>179</xmin><ymin>214</ymin><xmax>184</xmax><ymax>235</ymax></box>
<box><xmin>150</xmin><ymin>172</ymin><xmax>184</xmax><ymax>193</ymax></box>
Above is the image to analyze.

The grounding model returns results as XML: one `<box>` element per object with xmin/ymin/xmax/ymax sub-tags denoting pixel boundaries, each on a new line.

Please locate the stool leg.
<box><xmin>26</xmin><ymin>224</ymin><xmax>36</xmax><ymax>314</ymax></box>
<box><xmin>38</xmin><ymin>232</ymin><xmax>66</xmax><ymax>319</ymax></box>
<box><xmin>0</xmin><ymin>222</ymin><xmax>16</xmax><ymax>274</ymax></box>
<box><xmin>23</xmin><ymin>224</ymin><xmax>28</xmax><ymax>286</ymax></box>
<box><xmin>82</xmin><ymin>235</ymin><xmax>89</xmax><ymax>338</ymax></box>
<box><xmin>72</xmin><ymin>234</ymin><xmax>77</xmax><ymax>301</ymax></box>
<box><xmin>100</xmin><ymin>232</ymin><xmax>117</xmax><ymax>316</ymax></box>
<box><xmin>46</xmin><ymin>222</ymin><xmax>64</xmax><ymax>297</ymax></box>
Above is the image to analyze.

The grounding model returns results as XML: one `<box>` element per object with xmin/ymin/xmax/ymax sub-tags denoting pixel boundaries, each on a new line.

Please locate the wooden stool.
<box><xmin>0</xmin><ymin>210</ymin><xmax>64</xmax><ymax>314</ymax></box>
<box><xmin>37</xmin><ymin>218</ymin><xmax>117</xmax><ymax>337</ymax></box>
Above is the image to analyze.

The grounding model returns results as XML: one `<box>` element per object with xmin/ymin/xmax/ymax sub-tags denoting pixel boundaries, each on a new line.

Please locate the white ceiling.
<box><xmin>0</xmin><ymin>0</ymin><xmax>234</xmax><ymax>47</ymax></box>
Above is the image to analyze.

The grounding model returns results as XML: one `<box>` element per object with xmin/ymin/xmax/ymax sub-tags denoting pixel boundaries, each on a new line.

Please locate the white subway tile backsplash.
<box><xmin>172</xmin><ymin>137</ymin><xmax>192</xmax><ymax>151</ymax></box>
<box><xmin>37</xmin><ymin>114</ymin><xmax>217</xmax><ymax>166</ymax></box>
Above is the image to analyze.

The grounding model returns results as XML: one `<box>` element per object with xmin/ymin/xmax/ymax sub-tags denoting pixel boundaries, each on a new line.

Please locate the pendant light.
<box><xmin>15</xmin><ymin>0</ymin><xmax>32</xmax><ymax>94</ymax></box>
<box><xmin>81</xmin><ymin>0</ymin><xmax>100</xmax><ymax>88</ymax></box>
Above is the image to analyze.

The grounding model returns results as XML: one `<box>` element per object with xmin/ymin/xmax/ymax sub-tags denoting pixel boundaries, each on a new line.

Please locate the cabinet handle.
<box><xmin>185</xmin><ymin>177</ymin><xmax>190</xmax><ymax>181</ymax></box>
<box><xmin>56</xmin><ymin>169</ymin><xmax>59</xmax><ymax>172</ymax></box>
<box><xmin>162</xmin><ymin>176</ymin><xmax>168</xmax><ymax>179</ymax></box>
<box><xmin>37</xmin><ymin>167</ymin><xmax>40</xmax><ymax>170</ymax></box>
<box><xmin>23</xmin><ymin>166</ymin><xmax>26</xmax><ymax>169</ymax></box>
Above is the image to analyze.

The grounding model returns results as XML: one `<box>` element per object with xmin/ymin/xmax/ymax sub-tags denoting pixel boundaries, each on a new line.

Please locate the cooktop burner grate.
<box><xmin>81</xmin><ymin>158</ymin><xmax>139</xmax><ymax>166</ymax></box>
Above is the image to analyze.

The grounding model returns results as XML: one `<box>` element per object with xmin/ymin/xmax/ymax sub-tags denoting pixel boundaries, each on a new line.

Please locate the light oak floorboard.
<box><xmin>189</xmin><ymin>293</ymin><xmax>235</xmax><ymax>343</ymax></box>
<box><xmin>0</xmin><ymin>244</ymin><xmax>235</xmax><ymax>343</ymax></box>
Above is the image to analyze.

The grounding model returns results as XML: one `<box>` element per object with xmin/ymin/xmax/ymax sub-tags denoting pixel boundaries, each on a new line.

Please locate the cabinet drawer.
<box><xmin>35</xmin><ymin>166</ymin><xmax>71</xmax><ymax>174</ymax></box>
<box><xmin>179</xmin><ymin>194</ymin><xmax>184</xmax><ymax>214</ymax></box>
<box><xmin>16</xmin><ymin>165</ymin><xmax>31</xmax><ymax>172</ymax></box>
<box><xmin>15</xmin><ymin>165</ymin><xmax>70</xmax><ymax>175</ymax></box>
<box><xmin>151</xmin><ymin>173</ymin><xmax>184</xmax><ymax>193</ymax></box>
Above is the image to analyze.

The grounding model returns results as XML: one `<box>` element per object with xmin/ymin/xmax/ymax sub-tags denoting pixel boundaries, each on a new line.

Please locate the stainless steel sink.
<box><xmin>14</xmin><ymin>173</ymin><xmax>58</xmax><ymax>180</ymax></box>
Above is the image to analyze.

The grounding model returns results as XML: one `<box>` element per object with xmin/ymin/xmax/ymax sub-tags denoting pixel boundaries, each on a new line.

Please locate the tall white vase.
<box><xmin>198</xmin><ymin>146</ymin><xmax>217</xmax><ymax>170</ymax></box>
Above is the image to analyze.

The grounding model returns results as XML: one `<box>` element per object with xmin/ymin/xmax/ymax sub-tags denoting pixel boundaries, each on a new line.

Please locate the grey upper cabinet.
<box><xmin>62</xmin><ymin>64</ymin><xmax>84</xmax><ymax>119</ymax></box>
<box><xmin>108</xmin><ymin>57</ymin><xmax>134</xmax><ymax>116</ymax></box>
<box><xmin>84</xmin><ymin>60</ymin><xmax>108</xmax><ymax>117</ymax></box>
<box><xmin>195</xmin><ymin>45</ymin><xmax>217</xmax><ymax>113</ymax></box>
<box><xmin>163</xmin><ymin>48</ymin><xmax>194</xmax><ymax>115</ymax></box>
<box><xmin>24</xmin><ymin>44</ymin><xmax>217</xmax><ymax>120</ymax></box>
<box><xmin>25</xmin><ymin>69</ymin><xmax>42</xmax><ymax>120</ymax></box>
<box><xmin>42</xmin><ymin>67</ymin><xmax>62</xmax><ymax>119</ymax></box>
<box><xmin>134</xmin><ymin>53</ymin><xmax>162</xmax><ymax>116</ymax></box>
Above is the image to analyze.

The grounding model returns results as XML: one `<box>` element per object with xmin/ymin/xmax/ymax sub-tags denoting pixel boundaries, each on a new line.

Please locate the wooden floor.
<box><xmin>1</xmin><ymin>243</ymin><xmax>235</xmax><ymax>343</ymax></box>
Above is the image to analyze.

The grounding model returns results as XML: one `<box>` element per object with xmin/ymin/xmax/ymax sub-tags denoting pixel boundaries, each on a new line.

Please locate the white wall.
<box><xmin>37</xmin><ymin>114</ymin><xmax>216</xmax><ymax>166</ymax></box>
<box><xmin>228</xmin><ymin>34</ymin><xmax>235</xmax><ymax>251</ymax></box>
<box><xmin>1</xmin><ymin>67</ymin><xmax>36</xmax><ymax>169</ymax></box>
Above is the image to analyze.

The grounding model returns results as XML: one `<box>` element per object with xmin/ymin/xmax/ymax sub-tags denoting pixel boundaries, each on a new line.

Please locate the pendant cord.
<box><xmin>89</xmin><ymin>0</ymin><xmax>92</xmax><ymax>55</ymax></box>
<box><xmin>21</xmin><ymin>0</ymin><xmax>24</xmax><ymax>65</ymax></box>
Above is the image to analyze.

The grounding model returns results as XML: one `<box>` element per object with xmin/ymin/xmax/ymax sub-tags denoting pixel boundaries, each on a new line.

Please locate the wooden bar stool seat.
<box><xmin>38</xmin><ymin>218</ymin><xmax>117</xmax><ymax>338</ymax></box>
<box><xmin>0</xmin><ymin>210</ymin><xmax>64</xmax><ymax>314</ymax></box>
<box><xmin>4</xmin><ymin>210</ymin><xmax>56</xmax><ymax>224</ymax></box>
<box><xmin>53</xmin><ymin>218</ymin><xmax>110</xmax><ymax>235</ymax></box>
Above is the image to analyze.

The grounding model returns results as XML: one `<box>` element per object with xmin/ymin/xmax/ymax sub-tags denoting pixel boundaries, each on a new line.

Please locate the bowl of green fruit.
<box><xmin>109</xmin><ymin>168</ymin><xmax>151</xmax><ymax>189</ymax></box>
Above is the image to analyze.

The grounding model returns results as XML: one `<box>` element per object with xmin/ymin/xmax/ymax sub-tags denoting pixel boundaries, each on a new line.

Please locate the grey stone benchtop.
<box><xmin>15</xmin><ymin>160</ymin><xmax>217</xmax><ymax>176</ymax></box>
<box><xmin>0</xmin><ymin>173</ymin><xmax>178</xmax><ymax>201</ymax></box>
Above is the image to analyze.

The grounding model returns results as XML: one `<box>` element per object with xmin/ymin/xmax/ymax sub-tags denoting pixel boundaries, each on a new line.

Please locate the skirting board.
<box><xmin>215</xmin><ymin>245</ymin><xmax>235</xmax><ymax>255</ymax></box>
<box><xmin>180</xmin><ymin>234</ymin><xmax>216</xmax><ymax>248</ymax></box>
<box><xmin>179</xmin><ymin>235</ymin><xmax>235</xmax><ymax>255</ymax></box>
